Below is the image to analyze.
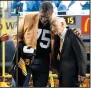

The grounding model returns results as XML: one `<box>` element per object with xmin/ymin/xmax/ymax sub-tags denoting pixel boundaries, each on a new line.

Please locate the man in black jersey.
<box><xmin>23</xmin><ymin>2</ymin><xmax>53</xmax><ymax>87</ymax></box>
<box><xmin>31</xmin><ymin>14</ymin><xmax>52</xmax><ymax>87</ymax></box>
<box><xmin>12</xmin><ymin>1</ymin><xmax>82</xmax><ymax>87</ymax></box>
<box><xmin>12</xmin><ymin>1</ymin><xmax>53</xmax><ymax>87</ymax></box>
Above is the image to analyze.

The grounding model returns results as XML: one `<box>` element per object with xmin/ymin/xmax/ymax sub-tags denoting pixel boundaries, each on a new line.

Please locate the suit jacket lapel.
<box><xmin>60</xmin><ymin>29</ymin><xmax>70</xmax><ymax>56</ymax></box>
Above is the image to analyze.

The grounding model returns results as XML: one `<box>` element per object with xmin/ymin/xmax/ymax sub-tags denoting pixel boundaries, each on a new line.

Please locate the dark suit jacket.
<box><xmin>54</xmin><ymin>28</ymin><xmax>87</xmax><ymax>87</ymax></box>
<box><xmin>0</xmin><ymin>39</ymin><xmax>2</xmax><ymax>43</ymax></box>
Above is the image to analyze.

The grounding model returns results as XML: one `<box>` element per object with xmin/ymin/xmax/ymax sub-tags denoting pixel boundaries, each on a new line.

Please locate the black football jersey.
<box><xmin>35</xmin><ymin>20</ymin><xmax>51</xmax><ymax>59</ymax></box>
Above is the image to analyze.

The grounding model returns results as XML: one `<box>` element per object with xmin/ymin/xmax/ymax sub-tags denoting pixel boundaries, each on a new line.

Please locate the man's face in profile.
<box><xmin>39</xmin><ymin>11</ymin><xmax>52</xmax><ymax>26</ymax></box>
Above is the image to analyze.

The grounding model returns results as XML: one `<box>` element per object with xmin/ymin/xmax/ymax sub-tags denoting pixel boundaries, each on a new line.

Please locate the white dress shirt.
<box><xmin>59</xmin><ymin>27</ymin><xmax>68</xmax><ymax>42</ymax></box>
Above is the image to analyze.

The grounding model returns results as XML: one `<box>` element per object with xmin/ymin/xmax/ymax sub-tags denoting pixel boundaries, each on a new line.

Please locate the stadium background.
<box><xmin>0</xmin><ymin>1</ymin><xmax>90</xmax><ymax>87</ymax></box>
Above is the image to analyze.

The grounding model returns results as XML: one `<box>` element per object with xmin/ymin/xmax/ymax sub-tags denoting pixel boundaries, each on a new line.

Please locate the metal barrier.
<box><xmin>48</xmin><ymin>73</ymin><xmax>90</xmax><ymax>87</ymax></box>
<box><xmin>0</xmin><ymin>1</ymin><xmax>12</xmax><ymax>83</ymax></box>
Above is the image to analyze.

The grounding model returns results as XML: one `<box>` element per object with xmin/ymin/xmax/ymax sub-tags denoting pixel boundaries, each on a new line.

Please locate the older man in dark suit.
<box><xmin>51</xmin><ymin>17</ymin><xmax>87</xmax><ymax>87</ymax></box>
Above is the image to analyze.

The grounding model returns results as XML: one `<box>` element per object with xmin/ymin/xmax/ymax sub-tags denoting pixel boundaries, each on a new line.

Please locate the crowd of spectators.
<box><xmin>11</xmin><ymin>1</ymin><xmax>90</xmax><ymax>13</ymax></box>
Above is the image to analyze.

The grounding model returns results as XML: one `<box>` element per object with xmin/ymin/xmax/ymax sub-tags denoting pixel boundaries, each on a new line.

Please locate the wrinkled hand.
<box><xmin>0</xmin><ymin>33</ymin><xmax>9</xmax><ymax>41</ymax></box>
<box><xmin>78</xmin><ymin>75</ymin><xmax>85</xmax><ymax>83</ymax></box>
<box><xmin>72</xmin><ymin>28</ymin><xmax>82</xmax><ymax>38</ymax></box>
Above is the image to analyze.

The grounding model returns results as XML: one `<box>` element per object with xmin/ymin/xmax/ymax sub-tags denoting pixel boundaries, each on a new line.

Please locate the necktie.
<box><xmin>57</xmin><ymin>38</ymin><xmax>63</xmax><ymax>61</ymax></box>
<box><xmin>59</xmin><ymin>38</ymin><xmax>63</xmax><ymax>53</ymax></box>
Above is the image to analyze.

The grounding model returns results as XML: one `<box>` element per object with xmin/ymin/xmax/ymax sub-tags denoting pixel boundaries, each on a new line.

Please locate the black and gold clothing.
<box><xmin>35</xmin><ymin>20</ymin><xmax>51</xmax><ymax>59</ymax></box>
<box><xmin>31</xmin><ymin>20</ymin><xmax>51</xmax><ymax>87</ymax></box>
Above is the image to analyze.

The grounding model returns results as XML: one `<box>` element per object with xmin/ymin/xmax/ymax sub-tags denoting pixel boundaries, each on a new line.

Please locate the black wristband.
<box><xmin>0</xmin><ymin>39</ymin><xmax>2</xmax><ymax>43</ymax></box>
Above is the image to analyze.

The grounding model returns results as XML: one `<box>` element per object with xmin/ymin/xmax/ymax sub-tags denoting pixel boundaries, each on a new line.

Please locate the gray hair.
<box><xmin>51</xmin><ymin>17</ymin><xmax>67</xmax><ymax>28</ymax></box>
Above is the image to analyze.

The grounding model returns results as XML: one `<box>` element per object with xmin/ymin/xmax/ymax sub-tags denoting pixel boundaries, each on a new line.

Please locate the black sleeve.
<box><xmin>0</xmin><ymin>38</ymin><xmax>2</xmax><ymax>43</ymax></box>
<box><xmin>52</xmin><ymin>35</ymin><xmax>60</xmax><ymax>71</ymax></box>
<box><xmin>72</xmin><ymin>34</ymin><xmax>87</xmax><ymax>76</ymax></box>
<box><xmin>18</xmin><ymin>41</ymin><xmax>36</xmax><ymax>59</ymax></box>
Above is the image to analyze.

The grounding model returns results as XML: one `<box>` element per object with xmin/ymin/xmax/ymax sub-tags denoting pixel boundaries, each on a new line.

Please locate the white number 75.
<box><xmin>38</xmin><ymin>29</ymin><xmax>50</xmax><ymax>49</ymax></box>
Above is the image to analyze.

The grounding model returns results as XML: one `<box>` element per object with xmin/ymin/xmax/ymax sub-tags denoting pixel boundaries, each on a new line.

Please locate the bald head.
<box><xmin>51</xmin><ymin>17</ymin><xmax>67</xmax><ymax>28</ymax></box>
<box><xmin>51</xmin><ymin>17</ymin><xmax>67</xmax><ymax>35</ymax></box>
<box><xmin>39</xmin><ymin>1</ymin><xmax>53</xmax><ymax>25</ymax></box>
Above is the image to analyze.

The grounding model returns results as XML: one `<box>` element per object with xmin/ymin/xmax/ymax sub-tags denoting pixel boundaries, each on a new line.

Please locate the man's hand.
<box><xmin>78</xmin><ymin>75</ymin><xmax>85</xmax><ymax>83</ymax></box>
<box><xmin>72</xmin><ymin>28</ymin><xmax>82</xmax><ymax>38</ymax></box>
<box><xmin>0</xmin><ymin>34</ymin><xmax>9</xmax><ymax>41</ymax></box>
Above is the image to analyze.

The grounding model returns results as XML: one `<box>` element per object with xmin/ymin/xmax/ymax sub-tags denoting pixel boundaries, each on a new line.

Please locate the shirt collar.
<box><xmin>60</xmin><ymin>28</ymin><xmax>68</xmax><ymax>39</ymax></box>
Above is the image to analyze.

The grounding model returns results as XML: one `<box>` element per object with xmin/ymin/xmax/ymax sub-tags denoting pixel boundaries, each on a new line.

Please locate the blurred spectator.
<box><xmin>67</xmin><ymin>1</ymin><xmax>84</xmax><ymax>15</ymax></box>
<box><xmin>51</xmin><ymin>2</ymin><xmax>58</xmax><ymax>17</ymax></box>
<box><xmin>11</xmin><ymin>1</ymin><xmax>90</xmax><ymax>15</ymax></box>
<box><xmin>20</xmin><ymin>1</ymin><xmax>39</xmax><ymax>12</ymax></box>
<box><xmin>12</xmin><ymin>1</ymin><xmax>23</xmax><ymax>12</ymax></box>
<box><xmin>20</xmin><ymin>1</ymin><xmax>27</xmax><ymax>12</ymax></box>
<box><xmin>58</xmin><ymin>1</ymin><xmax>70</xmax><ymax>11</ymax></box>
<box><xmin>51</xmin><ymin>1</ymin><xmax>61</xmax><ymax>8</ymax></box>
<box><xmin>68</xmin><ymin>1</ymin><xmax>75</xmax><ymax>9</ymax></box>
<box><xmin>81</xmin><ymin>1</ymin><xmax>90</xmax><ymax>10</ymax></box>
<box><xmin>26</xmin><ymin>1</ymin><xmax>41</xmax><ymax>12</ymax></box>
